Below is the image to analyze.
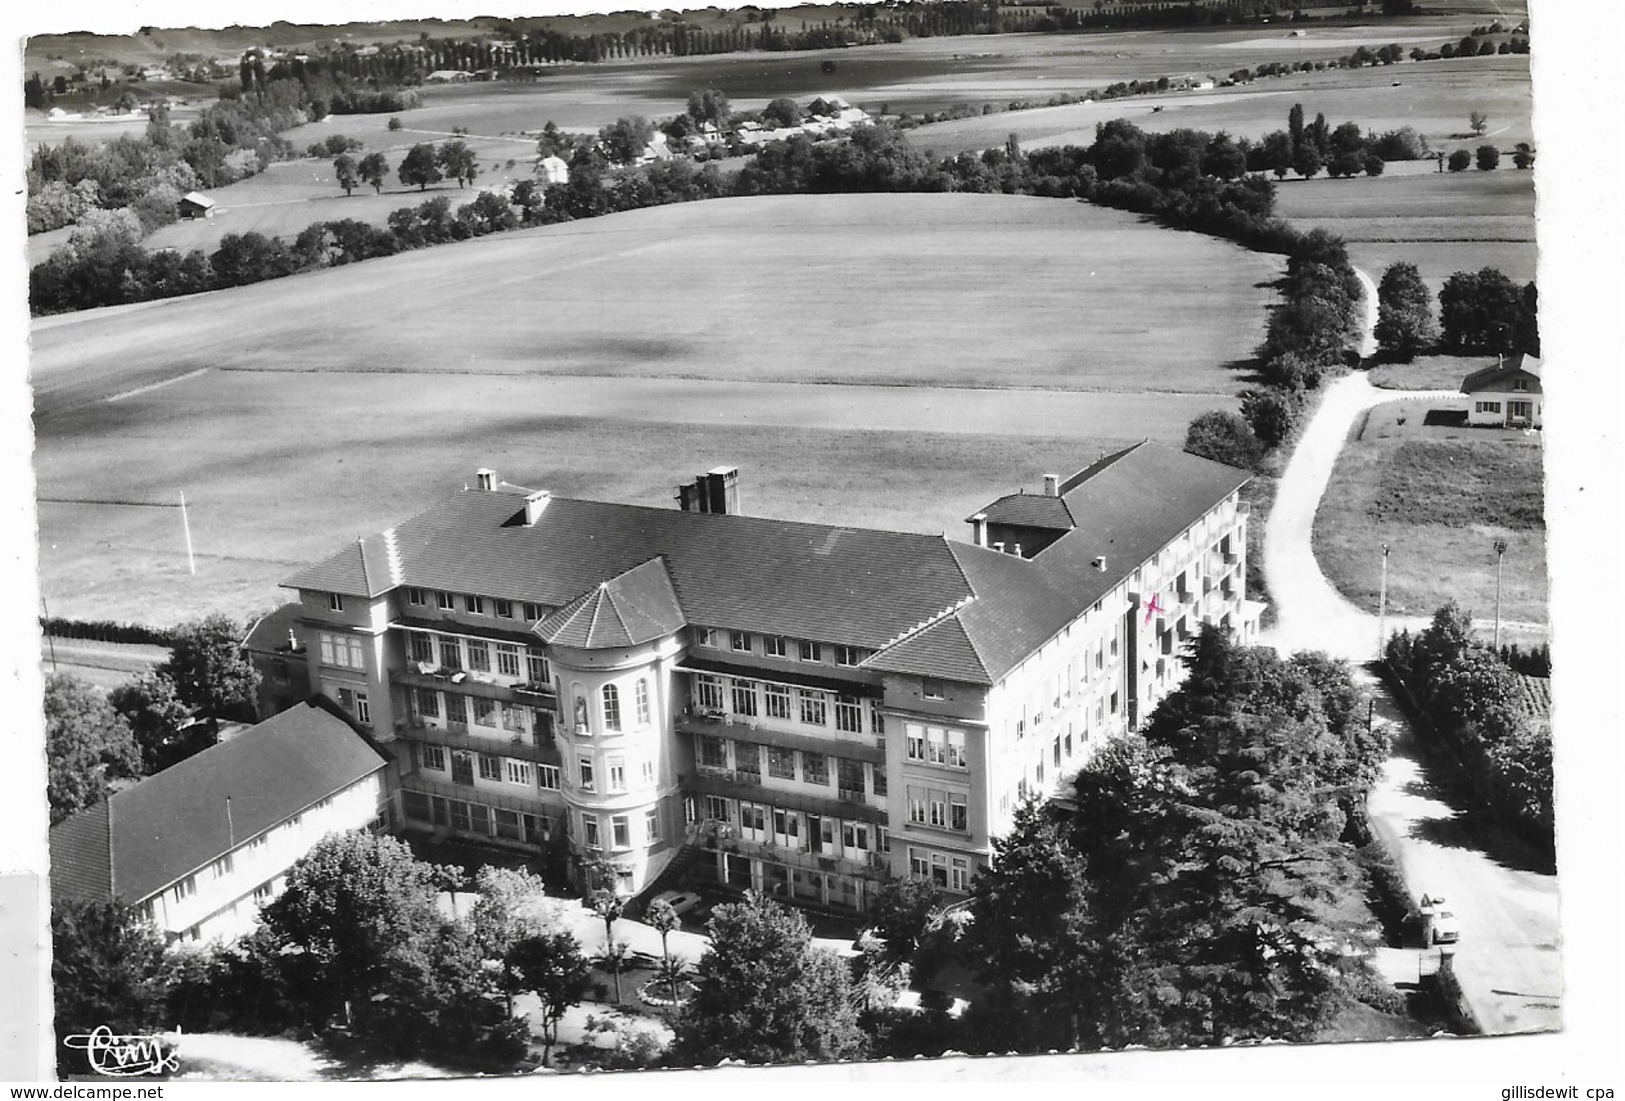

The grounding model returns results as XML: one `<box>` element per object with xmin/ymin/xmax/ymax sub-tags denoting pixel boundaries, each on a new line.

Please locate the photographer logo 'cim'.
<box><xmin>61</xmin><ymin>1026</ymin><xmax>179</xmax><ymax>1077</ymax></box>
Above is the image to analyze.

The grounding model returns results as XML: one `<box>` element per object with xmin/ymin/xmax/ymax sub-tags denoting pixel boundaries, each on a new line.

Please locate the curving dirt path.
<box><xmin>1256</xmin><ymin>371</ymin><xmax>1457</xmax><ymax>661</ymax></box>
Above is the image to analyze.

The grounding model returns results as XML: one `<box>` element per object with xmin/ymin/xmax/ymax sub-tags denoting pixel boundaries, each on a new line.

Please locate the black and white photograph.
<box><xmin>2</xmin><ymin>0</ymin><xmax>1615</xmax><ymax>1090</ymax></box>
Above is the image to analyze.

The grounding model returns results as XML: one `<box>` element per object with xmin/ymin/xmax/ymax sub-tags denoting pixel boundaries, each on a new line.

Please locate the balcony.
<box><xmin>396</xmin><ymin>717</ymin><xmax>561</xmax><ymax>765</ymax></box>
<box><xmin>676</xmin><ymin>709</ymin><xmax>885</xmax><ymax>765</ymax></box>
<box><xmin>393</xmin><ymin>667</ymin><xmax>557</xmax><ymax>708</ymax></box>
<box><xmin>683</xmin><ymin>771</ymin><xmax>889</xmax><ymax>826</ymax></box>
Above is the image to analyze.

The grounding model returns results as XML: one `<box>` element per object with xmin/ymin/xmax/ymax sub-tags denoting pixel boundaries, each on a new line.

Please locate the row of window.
<box><xmin>697</xmin><ymin>735</ymin><xmax>883</xmax><ymax>796</ymax></box>
<box><xmin>408</xmin><ymin>632</ymin><xmax>551</xmax><ymax>683</ymax></box>
<box><xmin>903</xmin><ymin>723</ymin><xmax>967</xmax><ymax>769</ymax></box>
<box><xmin>908</xmin><ymin>846</ymin><xmax>972</xmax><ymax>893</ymax></box>
<box><xmin>574</xmin><ymin>750</ymin><xmax>657</xmax><ymax>793</ymax></box>
<box><xmin>406</xmin><ymin>588</ymin><xmax>547</xmax><ymax>622</ymax></box>
<box><xmin>570</xmin><ymin>680</ymin><xmax>652</xmax><ymax>734</ymax></box>
<box><xmin>318</xmin><ymin>632</ymin><xmax>367</xmax><ymax>671</ymax></box>
<box><xmin>163</xmin><ymin>796</ymin><xmax>336</xmax><ymax>907</ymax></box>
<box><xmin>692</xmin><ymin>675</ymin><xmax>882</xmax><ymax>736</ymax></box>
<box><xmin>695</xmin><ymin>628</ymin><xmax>866</xmax><ymax>667</ymax></box>
<box><xmin>580</xmin><ymin>806</ymin><xmax>663</xmax><ymax>851</ymax></box>
<box><xmin>417</xmin><ymin>743</ymin><xmax>562</xmax><ymax>790</ymax></box>
<box><xmin>402</xmin><ymin>789</ymin><xmax>552</xmax><ymax>843</ymax></box>
<box><xmin>906</xmin><ymin>786</ymin><xmax>970</xmax><ymax>833</ymax></box>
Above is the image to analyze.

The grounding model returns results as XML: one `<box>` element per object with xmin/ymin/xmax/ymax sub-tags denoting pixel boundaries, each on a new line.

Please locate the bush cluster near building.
<box><xmin>1384</xmin><ymin>604</ymin><xmax>1553</xmax><ymax>848</ymax></box>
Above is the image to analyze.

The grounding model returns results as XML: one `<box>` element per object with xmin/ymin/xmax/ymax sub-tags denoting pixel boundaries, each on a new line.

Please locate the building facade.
<box><xmin>1463</xmin><ymin>352</ymin><xmax>1543</xmax><ymax>428</ymax></box>
<box><xmin>281</xmin><ymin>443</ymin><xmax>1261</xmax><ymax>913</ymax></box>
<box><xmin>49</xmin><ymin>699</ymin><xmax>389</xmax><ymax>943</ymax></box>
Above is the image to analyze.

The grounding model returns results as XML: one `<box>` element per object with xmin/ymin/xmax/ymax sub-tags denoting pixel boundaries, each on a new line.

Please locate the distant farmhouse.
<box><xmin>277</xmin><ymin>443</ymin><xmax>1261</xmax><ymax>914</ymax></box>
<box><xmin>1462</xmin><ymin>353</ymin><xmax>1542</xmax><ymax>429</ymax></box>
<box><xmin>537</xmin><ymin>154</ymin><xmax>569</xmax><ymax>185</ymax></box>
<box><xmin>49</xmin><ymin>700</ymin><xmax>389</xmax><ymax>944</ymax></box>
<box><xmin>177</xmin><ymin>191</ymin><xmax>215</xmax><ymax>219</ymax></box>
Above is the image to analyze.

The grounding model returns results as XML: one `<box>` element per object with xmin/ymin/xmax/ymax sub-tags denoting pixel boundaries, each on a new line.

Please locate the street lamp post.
<box><xmin>1493</xmin><ymin>539</ymin><xmax>1509</xmax><ymax>650</ymax></box>
<box><xmin>1377</xmin><ymin>543</ymin><xmax>1390</xmax><ymax>661</ymax></box>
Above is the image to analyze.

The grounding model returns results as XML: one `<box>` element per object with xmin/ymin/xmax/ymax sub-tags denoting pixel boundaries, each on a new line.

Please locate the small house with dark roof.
<box><xmin>49</xmin><ymin>699</ymin><xmax>389</xmax><ymax>943</ymax></box>
<box><xmin>177</xmin><ymin>191</ymin><xmax>215</xmax><ymax>219</ymax></box>
<box><xmin>1463</xmin><ymin>353</ymin><xmax>1542</xmax><ymax>428</ymax></box>
<box><xmin>280</xmin><ymin>443</ymin><xmax>1258</xmax><ymax>910</ymax></box>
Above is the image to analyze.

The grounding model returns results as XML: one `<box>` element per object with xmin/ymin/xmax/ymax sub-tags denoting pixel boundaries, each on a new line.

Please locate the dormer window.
<box><xmin>1513</xmin><ymin>378</ymin><xmax>1529</xmax><ymax>392</ymax></box>
<box><xmin>922</xmin><ymin>678</ymin><xmax>945</xmax><ymax>701</ymax></box>
<box><xmin>327</xmin><ymin>592</ymin><xmax>345</xmax><ymax>612</ymax></box>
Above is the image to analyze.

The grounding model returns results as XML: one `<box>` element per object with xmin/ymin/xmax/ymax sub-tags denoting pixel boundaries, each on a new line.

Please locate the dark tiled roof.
<box><xmin>970</xmin><ymin>492</ymin><xmax>1075</xmax><ymax>531</ymax></box>
<box><xmin>1462</xmin><ymin>353</ymin><xmax>1542</xmax><ymax>393</ymax></box>
<box><xmin>289</xmin><ymin>494</ymin><xmax>980</xmax><ymax>651</ymax></box>
<box><xmin>48</xmin><ymin>700</ymin><xmax>389</xmax><ymax>907</ymax></box>
<box><xmin>536</xmin><ymin>557</ymin><xmax>686</xmax><ymax>649</ymax></box>
<box><xmin>242</xmin><ymin>602</ymin><xmax>304</xmax><ymax>655</ymax></box>
<box><xmin>869</xmin><ymin>443</ymin><xmax>1249</xmax><ymax>684</ymax></box>
<box><xmin>48</xmin><ymin>802</ymin><xmax>113</xmax><ymax>906</ymax></box>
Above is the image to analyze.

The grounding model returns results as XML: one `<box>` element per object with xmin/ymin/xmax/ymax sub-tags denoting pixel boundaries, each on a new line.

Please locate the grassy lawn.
<box><xmin>1273</xmin><ymin>168</ymin><xmax>1536</xmax><ymax>294</ymax></box>
<box><xmin>1313</xmin><ymin>398</ymin><xmax>1546</xmax><ymax>631</ymax></box>
<box><xmin>1366</xmin><ymin>354</ymin><xmax>1497</xmax><ymax>392</ymax></box>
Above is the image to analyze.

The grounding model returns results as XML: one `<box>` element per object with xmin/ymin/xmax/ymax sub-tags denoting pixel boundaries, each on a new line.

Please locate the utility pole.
<box><xmin>180</xmin><ymin>491</ymin><xmax>196</xmax><ymax>575</ymax></box>
<box><xmin>40</xmin><ymin>593</ymin><xmax>57</xmax><ymax>672</ymax></box>
<box><xmin>1493</xmin><ymin>538</ymin><xmax>1509</xmax><ymax>649</ymax></box>
<box><xmin>1377</xmin><ymin>543</ymin><xmax>1390</xmax><ymax>660</ymax></box>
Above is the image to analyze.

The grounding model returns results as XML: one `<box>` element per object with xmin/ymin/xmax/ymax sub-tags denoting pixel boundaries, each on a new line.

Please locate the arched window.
<box><xmin>635</xmin><ymin>679</ymin><xmax>650</xmax><ymax>725</ymax></box>
<box><xmin>602</xmin><ymin>683</ymin><xmax>622</xmax><ymax>732</ymax></box>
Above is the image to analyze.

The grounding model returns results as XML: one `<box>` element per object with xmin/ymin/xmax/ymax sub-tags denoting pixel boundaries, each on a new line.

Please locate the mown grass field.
<box><xmin>1312</xmin><ymin>398</ymin><xmax>1546</xmax><ymax>631</ymax></box>
<box><xmin>1274</xmin><ymin>166</ymin><xmax>1536</xmax><ymax>295</ymax></box>
<box><xmin>32</xmin><ymin>191</ymin><xmax>1264</xmax><ymax>625</ymax></box>
<box><xmin>1367</xmin><ymin>355</ymin><xmax>1498</xmax><ymax>392</ymax></box>
<box><xmin>903</xmin><ymin>55</ymin><xmax>1532</xmax><ymax>157</ymax></box>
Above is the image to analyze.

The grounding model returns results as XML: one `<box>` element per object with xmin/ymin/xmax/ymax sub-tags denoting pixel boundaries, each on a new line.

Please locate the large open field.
<box><xmin>1312</xmin><ymin>397</ymin><xmax>1547</xmax><ymax>635</ymax></box>
<box><xmin>33</xmin><ymin>191</ymin><xmax>1270</xmax><ymax>625</ymax></box>
<box><xmin>1273</xmin><ymin>165</ymin><xmax>1536</xmax><ymax>295</ymax></box>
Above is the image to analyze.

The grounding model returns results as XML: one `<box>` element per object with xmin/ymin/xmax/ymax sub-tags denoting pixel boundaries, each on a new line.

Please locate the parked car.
<box><xmin>650</xmin><ymin>889</ymin><xmax>703</xmax><ymax>917</ymax></box>
<box><xmin>1419</xmin><ymin>893</ymin><xmax>1461</xmax><ymax>945</ymax></box>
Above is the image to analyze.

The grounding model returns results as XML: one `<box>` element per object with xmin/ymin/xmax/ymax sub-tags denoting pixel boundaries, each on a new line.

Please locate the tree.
<box><xmin>1438</xmin><ymin>267</ymin><xmax>1524</xmax><ymax>352</ymax></box>
<box><xmin>1183</xmin><ymin>410</ymin><xmax>1263</xmax><ymax>472</ymax></box>
<box><xmin>45</xmin><ymin>673</ymin><xmax>142</xmax><ymax>824</ymax></box>
<box><xmin>1469</xmin><ymin>110</ymin><xmax>1488</xmax><ymax>136</ymax></box>
<box><xmin>507</xmin><ymin>931</ymin><xmax>594</xmax><ymax>1065</ymax></box>
<box><xmin>333</xmin><ymin>153</ymin><xmax>358</xmax><ymax>195</ymax></box>
<box><xmin>686</xmin><ymin>88</ymin><xmax>732</xmax><ymax>131</ymax></box>
<box><xmin>398</xmin><ymin>142</ymin><xmax>443</xmax><ymax>190</ymax></box>
<box><xmin>536</xmin><ymin>120</ymin><xmax>571</xmax><ymax>159</ymax></box>
<box><xmin>675</xmin><ymin>892</ymin><xmax>866</xmax><ymax>1065</ymax></box>
<box><xmin>1512</xmin><ymin>142</ymin><xmax>1535</xmax><ymax>170</ymax></box>
<box><xmin>160</xmin><ymin>614</ymin><xmax>259</xmax><ymax>732</ymax></box>
<box><xmin>355</xmin><ymin>151</ymin><xmax>386</xmax><ymax>194</ymax></box>
<box><xmin>1374</xmin><ymin>261</ymin><xmax>1437</xmax><ymax>361</ymax></box>
<box><xmin>588</xmin><ymin>887</ymin><xmax>627</xmax><ymax>1000</ymax></box>
<box><xmin>1291</xmin><ymin>142</ymin><xmax>1323</xmax><ymax>179</ymax></box>
<box><xmin>597</xmin><ymin>115</ymin><xmax>654</xmax><ymax>166</ymax></box>
<box><xmin>1475</xmin><ymin>144</ymin><xmax>1500</xmax><ymax>171</ymax></box>
<box><xmin>867</xmin><ymin>877</ymin><xmax>942</xmax><ymax>965</ymax></box>
<box><xmin>260</xmin><ymin>831</ymin><xmax>442</xmax><ymax>1027</ymax></box>
<box><xmin>457</xmin><ymin>190</ymin><xmax>517</xmax><ymax>235</ymax></box>
<box><xmin>470</xmin><ymin>866</ymin><xmax>560</xmax><ymax>1015</ymax></box>
<box><xmin>1239</xmin><ymin>388</ymin><xmax>1299</xmax><ymax>450</ymax></box>
<box><xmin>1447</xmin><ymin>148</ymin><xmax>1471</xmax><ymax>172</ymax></box>
<box><xmin>52</xmin><ymin>901</ymin><xmax>169</xmax><ymax>1075</ymax></box>
<box><xmin>644</xmin><ymin>898</ymin><xmax>684</xmax><ymax>1007</ymax></box>
<box><xmin>435</xmin><ymin>139</ymin><xmax>478</xmax><ymax>187</ymax></box>
<box><xmin>761</xmin><ymin>96</ymin><xmax>803</xmax><ymax>129</ymax></box>
<box><xmin>109</xmin><ymin>670</ymin><xmax>196</xmax><ymax>773</ymax></box>
<box><xmin>387</xmin><ymin>116</ymin><xmax>403</xmax><ymax>131</ymax></box>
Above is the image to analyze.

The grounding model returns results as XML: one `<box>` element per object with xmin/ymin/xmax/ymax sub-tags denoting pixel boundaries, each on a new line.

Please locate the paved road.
<box><xmin>1256</xmin><ymin>369</ymin><xmax>1562</xmax><ymax>1036</ymax></box>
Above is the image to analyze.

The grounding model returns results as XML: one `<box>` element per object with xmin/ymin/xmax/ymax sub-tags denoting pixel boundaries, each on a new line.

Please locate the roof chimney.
<box><xmin>1092</xmin><ymin>555</ymin><xmax>1108</xmax><ymax>572</ymax></box>
<box><xmin>475</xmin><ymin>468</ymin><xmax>497</xmax><ymax>492</ymax></box>
<box><xmin>1011</xmin><ymin>543</ymin><xmax>1023</xmax><ymax>558</ymax></box>
<box><xmin>677</xmin><ymin>467</ymin><xmax>740</xmax><ymax>515</ymax></box>
<box><xmin>970</xmin><ymin>512</ymin><xmax>988</xmax><ymax>548</ymax></box>
<box><xmin>1043</xmin><ymin>473</ymin><xmax>1060</xmax><ymax>497</ymax></box>
<box><xmin>523</xmin><ymin>490</ymin><xmax>551</xmax><ymax>526</ymax></box>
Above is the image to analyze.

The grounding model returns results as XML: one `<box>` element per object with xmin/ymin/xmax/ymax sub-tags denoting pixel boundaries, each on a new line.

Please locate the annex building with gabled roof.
<box><xmin>49</xmin><ymin>698</ymin><xmax>390</xmax><ymax>943</ymax></box>
<box><xmin>280</xmin><ymin>445</ymin><xmax>1260</xmax><ymax>912</ymax></box>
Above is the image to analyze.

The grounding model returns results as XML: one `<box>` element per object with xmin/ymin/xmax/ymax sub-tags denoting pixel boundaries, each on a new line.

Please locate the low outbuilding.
<box><xmin>1462</xmin><ymin>353</ymin><xmax>1542</xmax><ymax>429</ymax></box>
